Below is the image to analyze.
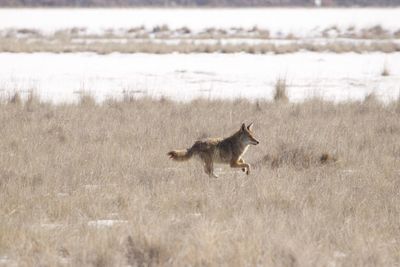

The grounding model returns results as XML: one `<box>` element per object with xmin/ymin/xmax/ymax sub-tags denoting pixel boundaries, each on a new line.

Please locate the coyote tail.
<box><xmin>167</xmin><ymin>148</ymin><xmax>193</xmax><ymax>161</ymax></box>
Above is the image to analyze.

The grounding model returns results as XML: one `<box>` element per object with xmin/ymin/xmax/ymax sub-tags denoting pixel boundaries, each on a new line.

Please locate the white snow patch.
<box><xmin>0</xmin><ymin>256</ymin><xmax>16</xmax><ymax>267</ymax></box>
<box><xmin>88</xmin><ymin>220</ymin><xmax>128</xmax><ymax>228</ymax></box>
<box><xmin>0</xmin><ymin>256</ymin><xmax>10</xmax><ymax>264</ymax></box>
<box><xmin>333</xmin><ymin>251</ymin><xmax>347</xmax><ymax>258</ymax></box>
<box><xmin>0</xmin><ymin>52</ymin><xmax>399</xmax><ymax>103</ymax></box>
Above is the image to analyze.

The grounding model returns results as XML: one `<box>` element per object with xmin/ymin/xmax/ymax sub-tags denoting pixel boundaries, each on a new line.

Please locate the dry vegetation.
<box><xmin>273</xmin><ymin>78</ymin><xmax>289</xmax><ymax>103</ymax></box>
<box><xmin>1</xmin><ymin>26</ymin><xmax>400</xmax><ymax>54</ymax></box>
<box><xmin>2</xmin><ymin>38</ymin><xmax>400</xmax><ymax>54</ymax></box>
<box><xmin>381</xmin><ymin>62</ymin><xmax>390</xmax><ymax>76</ymax></box>
<box><xmin>0</xmin><ymin>95</ymin><xmax>399</xmax><ymax>266</ymax></box>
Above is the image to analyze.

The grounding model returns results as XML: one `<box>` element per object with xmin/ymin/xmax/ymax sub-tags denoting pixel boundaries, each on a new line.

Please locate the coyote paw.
<box><xmin>241</xmin><ymin>168</ymin><xmax>246</xmax><ymax>172</ymax></box>
<box><xmin>246</xmin><ymin>168</ymin><xmax>250</xmax><ymax>175</ymax></box>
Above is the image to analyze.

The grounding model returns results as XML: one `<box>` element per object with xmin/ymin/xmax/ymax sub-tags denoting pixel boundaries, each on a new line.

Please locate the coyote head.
<box><xmin>239</xmin><ymin>123</ymin><xmax>259</xmax><ymax>145</ymax></box>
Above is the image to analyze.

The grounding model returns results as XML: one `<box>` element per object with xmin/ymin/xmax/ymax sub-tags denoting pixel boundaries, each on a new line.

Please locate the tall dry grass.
<box><xmin>381</xmin><ymin>62</ymin><xmax>390</xmax><ymax>76</ymax></box>
<box><xmin>0</xmin><ymin>97</ymin><xmax>399</xmax><ymax>266</ymax></box>
<box><xmin>273</xmin><ymin>78</ymin><xmax>289</xmax><ymax>103</ymax></box>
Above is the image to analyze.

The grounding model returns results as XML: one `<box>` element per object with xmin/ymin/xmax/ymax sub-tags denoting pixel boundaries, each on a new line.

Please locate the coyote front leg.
<box><xmin>231</xmin><ymin>159</ymin><xmax>251</xmax><ymax>175</ymax></box>
<box><xmin>238</xmin><ymin>158</ymin><xmax>247</xmax><ymax>173</ymax></box>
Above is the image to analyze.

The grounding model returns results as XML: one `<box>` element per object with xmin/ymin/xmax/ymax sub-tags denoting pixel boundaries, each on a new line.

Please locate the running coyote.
<box><xmin>168</xmin><ymin>123</ymin><xmax>259</xmax><ymax>177</ymax></box>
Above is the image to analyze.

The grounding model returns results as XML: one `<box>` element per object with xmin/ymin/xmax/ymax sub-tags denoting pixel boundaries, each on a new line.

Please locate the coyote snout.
<box><xmin>168</xmin><ymin>123</ymin><xmax>259</xmax><ymax>177</ymax></box>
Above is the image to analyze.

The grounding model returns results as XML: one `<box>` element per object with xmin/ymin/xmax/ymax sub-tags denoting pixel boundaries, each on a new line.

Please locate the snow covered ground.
<box><xmin>0</xmin><ymin>52</ymin><xmax>399</xmax><ymax>103</ymax></box>
<box><xmin>0</xmin><ymin>8</ymin><xmax>399</xmax><ymax>37</ymax></box>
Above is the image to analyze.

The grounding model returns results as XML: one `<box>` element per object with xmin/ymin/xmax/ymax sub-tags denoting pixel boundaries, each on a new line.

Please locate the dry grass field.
<box><xmin>0</xmin><ymin>95</ymin><xmax>399</xmax><ymax>266</ymax></box>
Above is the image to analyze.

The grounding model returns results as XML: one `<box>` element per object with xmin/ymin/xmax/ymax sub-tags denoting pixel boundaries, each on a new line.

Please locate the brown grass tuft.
<box><xmin>273</xmin><ymin>78</ymin><xmax>289</xmax><ymax>103</ymax></box>
<box><xmin>125</xmin><ymin>236</ymin><xmax>162</xmax><ymax>266</ymax></box>
<box><xmin>261</xmin><ymin>143</ymin><xmax>337</xmax><ymax>170</ymax></box>
<box><xmin>381</xmin><ymin>62</ymin><xmax>390</xmax><ymax>76</ymax></box>
<box><xmin>25</xmin><ymin>90</ymin><xmax>41</xmax><ymax>111</ymax></box>
<box><xmin>9</xmin><ymin>92</ymin><xmax>22</xmax><ymax>105</ymax></box>
<box><xmin>396</xmin><ymin>93</ymin><xmax>400</xmax><ymax>114</ymax></box>
<box><xmin>363</xmin><ymin>92</ymin><xmax>381</xmax><ymax>106</ymax></box>
<box><xmin>319</xmin><ymin>152</ymin><xmax>337</xmax><ymax>164</ymax></box>
<box><xmin>79</xmin><ymin>92</ymin><xmax>96</xmax><ymax>106</ymax></box>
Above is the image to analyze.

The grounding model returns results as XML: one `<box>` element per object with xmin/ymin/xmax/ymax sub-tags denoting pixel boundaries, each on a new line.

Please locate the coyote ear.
<box><xmin>241</xmin><ymin>123</ymin><xmax>246</xmax><ymax>131</ymax></box>
<box><xmin>247</xmin><ymin>122</ymin><xmax>254</xmax><ymax>131</ymax></box>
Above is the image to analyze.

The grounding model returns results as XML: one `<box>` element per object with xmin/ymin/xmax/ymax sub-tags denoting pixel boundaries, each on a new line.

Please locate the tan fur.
<box><xmin>168</xmin><ymin>123</ymin><xmax>259</xmax><ymax>177</ymax></box>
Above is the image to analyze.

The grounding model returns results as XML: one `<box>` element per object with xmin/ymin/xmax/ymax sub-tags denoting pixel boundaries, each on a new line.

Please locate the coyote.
<box><xmin>168</xmin><ymin>123</ymin><xmax>259</xmax><ymax>177</ymax></box>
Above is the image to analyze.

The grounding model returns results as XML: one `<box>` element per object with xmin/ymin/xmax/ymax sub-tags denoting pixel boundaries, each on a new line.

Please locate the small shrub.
<box><xmin>16</xmin><ymin>28</ymin><xmax>40</xmax><ymax>36</ymax></box>
<box><xmin>361</xmin><ymin>25</ymin><xmax>389</xmax><ymax>39</ymax></box>
<box><xmin>25</xmin><ymin>90</ymin><xmax>40</xmax><ymax>111</ymax></box>
<box><xmin>178</xmin><ymin>26</ymin><xmax>191</xmax><ymax>35</ymax></box>
<box><xmin>396</xmin><ymin>93</ymin><xmax>400</xmax><ymax>114</ymax></box>
<box><xmin>9</xmin><ymin>92</ymin><xmax>22</xmax><ymax>105</ymax></box>
<box><xmin>79</xmin><ymin>93</ymin><xmax>96</xmax><ymax>106</ymax></box>
<box><xmin>364</xmin><ymin>92</ymin><xmax>379</xmax><ymax>104</ymax></box>
<box><xmin>259</xmin><ymin>146</ymin><xmax>337</xmax><ymax>170</ymax></box>
<box><xmin>319</xmin><ymin>153</ymin><xmax>337</xmax><ymax>164</ymax></box>
<box><xmin>273</xmin><ymin>78</ymin><xmax>289</xmax><ymax>103</ymax></box>
<box><xmin>152</xmin><ymin>24</ymin><xmax>169</xmax><ymax>33</ymax></box>
<box><xmin>381</xmin><ymin>62</ymin><xmax>390</xmax><ymax>76</ymax></box>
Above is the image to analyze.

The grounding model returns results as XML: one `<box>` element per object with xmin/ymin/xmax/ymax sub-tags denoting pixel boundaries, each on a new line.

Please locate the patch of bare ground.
<box><xmin>0</xmin><ymin>96</ymin><xmax>399</xmax><ymax>266</ymax></box>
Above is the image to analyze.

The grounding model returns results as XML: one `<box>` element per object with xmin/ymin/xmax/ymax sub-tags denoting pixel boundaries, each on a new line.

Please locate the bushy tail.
<box><xmin>167</xmin><ymin>148</ymin><xmax>193</xmax><ymax>161</ymax></box>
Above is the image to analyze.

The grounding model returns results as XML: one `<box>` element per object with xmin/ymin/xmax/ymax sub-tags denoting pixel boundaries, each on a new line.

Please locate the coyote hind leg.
<box><xmin>203</xmin><ymin>158</ymin><xmax>218</xmax><ymax>178</ymax></box>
